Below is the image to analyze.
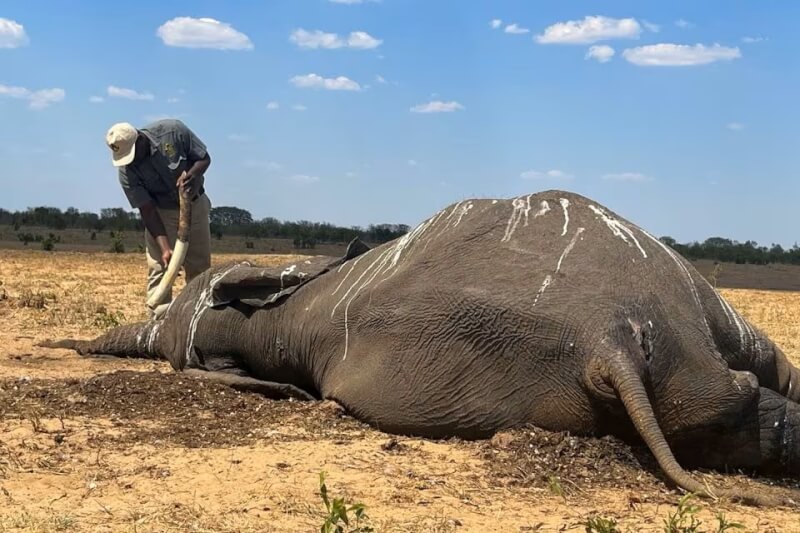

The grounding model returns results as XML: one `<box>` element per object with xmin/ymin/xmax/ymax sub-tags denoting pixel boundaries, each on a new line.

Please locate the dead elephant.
<box><xmin>41</xmin><ymin>190</ymin><xmax>800</xmax><ymax>506</ymax></box>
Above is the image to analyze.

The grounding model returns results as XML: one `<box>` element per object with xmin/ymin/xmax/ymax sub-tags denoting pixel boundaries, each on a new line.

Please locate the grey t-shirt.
<box><xmin>118</xmin><ymin>119</ymin><xmax>208</xmax><ymax>209</ymax></box>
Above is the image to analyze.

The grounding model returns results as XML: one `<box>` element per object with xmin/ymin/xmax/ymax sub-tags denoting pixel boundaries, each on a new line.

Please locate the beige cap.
<box><xmin>106</xmin><ymin>122</ymin><xmax>138</xmax><ymax>167</ymax></box>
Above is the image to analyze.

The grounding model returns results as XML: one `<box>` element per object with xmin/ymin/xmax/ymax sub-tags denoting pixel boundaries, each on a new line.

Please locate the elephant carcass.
<box><xmin>41</xmin><ymin>190</ymin><xmax>800</xmax><ymax>507</ymax></box>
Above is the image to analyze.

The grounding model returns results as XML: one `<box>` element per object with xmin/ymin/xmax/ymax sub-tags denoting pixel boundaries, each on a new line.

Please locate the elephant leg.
<box><xmin>181</xmin><ymin>369</ymin><xmax>316</xmax><ymax>401</ymax></box>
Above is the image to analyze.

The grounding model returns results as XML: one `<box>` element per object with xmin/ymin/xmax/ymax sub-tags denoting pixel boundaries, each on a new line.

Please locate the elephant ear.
<box><xmin>209</xmin><ymin>237</ymin><xmax>371</xmax><ymax>309</ymax></box>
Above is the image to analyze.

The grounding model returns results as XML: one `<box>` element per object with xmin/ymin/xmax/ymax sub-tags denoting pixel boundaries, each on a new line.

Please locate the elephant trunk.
<box><xmin>37</xmin><ymin>321</ymin><xmax>164</xmax><ymax>360</ymax></box>
<box><xmin>146</xmin><ymin>185</ymin><xmax>193</xmax><ymax>309</ymax></box>
<box><xmin>608</xmin><ymin>355</ymin><xmax>787</xmax><ymax>507</ymax></box>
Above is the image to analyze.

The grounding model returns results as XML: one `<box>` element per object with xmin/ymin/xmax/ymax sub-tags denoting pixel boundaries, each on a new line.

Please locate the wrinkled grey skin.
<box><xmin>42</xmin><ymin>190</ymin><xmax>800</xmax><ymax>506</ymax></box>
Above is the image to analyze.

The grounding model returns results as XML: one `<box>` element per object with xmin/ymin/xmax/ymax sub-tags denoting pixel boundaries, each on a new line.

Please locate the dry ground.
<box><xmin>1</xmin><ymin>249</ymin><xmax>799</xmax><ymax>532</ymax></box>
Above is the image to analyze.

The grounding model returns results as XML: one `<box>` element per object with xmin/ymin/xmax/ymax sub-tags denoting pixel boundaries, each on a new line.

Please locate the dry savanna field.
<box><xmin>1</xmin><ymin>249</ymin><xmax>800</xmax><ymax>532</ymax></box>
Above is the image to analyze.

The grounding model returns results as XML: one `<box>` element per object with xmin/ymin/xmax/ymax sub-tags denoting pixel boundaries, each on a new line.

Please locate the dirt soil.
<box><xmin>1</xmin><ymin>249</ymin><xmax>800</xmax><ymax>532</ymax></box>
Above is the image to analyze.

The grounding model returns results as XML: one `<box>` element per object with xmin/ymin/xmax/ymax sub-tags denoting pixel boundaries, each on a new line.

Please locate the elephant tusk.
<box><xmin>146</xmin><ymin>188</ymin><xmax>193</xmax><ymax>309</ymax></box>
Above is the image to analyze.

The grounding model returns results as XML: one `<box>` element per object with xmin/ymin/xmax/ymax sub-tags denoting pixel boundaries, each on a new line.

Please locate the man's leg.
<box><xmin>144</xmin><ymin>208</ymin><xmax>179</xmax><ymax>318</ymax></box>
<box><xmin>183</xmin><ymin>194</ymin><xmax>212</xmax><ymax>283</ymax></box>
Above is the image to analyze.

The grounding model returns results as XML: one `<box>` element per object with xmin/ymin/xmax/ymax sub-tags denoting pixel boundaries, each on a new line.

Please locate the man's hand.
<box><xmin>177</xmin><ymin>171</ymin><xmax>200</xmax><ymax>198</ymax></box>
<box><xmin>161</xmin><ymin>247</ymin><xmax>173</xmax><ymax>267</ymax></box>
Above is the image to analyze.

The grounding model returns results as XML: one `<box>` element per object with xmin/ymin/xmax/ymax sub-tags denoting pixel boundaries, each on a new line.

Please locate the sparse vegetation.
<box><xmin>318</xmin><ymin>471</ymin><xmax>373</xmax><ymax>533</ymax></box>
<box><xmin>580</xmin><ymin>515</ymin><xmax>619</xmax><ymax>533</ymax></box>
<box><xmin>108</xmin><ymin>231</ymin><xmax>125</xmax><ymax>253</ymax></box>
<box><xmin>661</xmin><ymin>494</ymin><xmax>743</xmax><ymax>533</ymax></box>
<box><xmin>16</xmin><ymin>288</ymin><xmax>57</xmax><ymax>309</ymax></box>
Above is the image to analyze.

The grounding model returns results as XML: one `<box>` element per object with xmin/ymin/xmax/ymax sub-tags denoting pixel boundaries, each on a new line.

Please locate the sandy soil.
<box><xmin>1</xmin><ymin>249</ymin><xmax>799</xmax><ymax>532</ymax></box>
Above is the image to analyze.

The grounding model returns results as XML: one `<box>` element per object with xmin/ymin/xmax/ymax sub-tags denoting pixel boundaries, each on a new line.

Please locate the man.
<box><xmin>105</xmin><ymin>119</ymin><xmax>212</xmax><ymax>315</ymax></box>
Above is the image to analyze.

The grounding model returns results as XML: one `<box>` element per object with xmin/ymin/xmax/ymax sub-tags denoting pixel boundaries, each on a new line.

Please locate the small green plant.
<box><xmin>713</xmin><ymin>512</ymin><xmax>744</xmax><ymax>533</ymax></box>
<box><xmin>109</xmin><ymin>231</ymin><xmax>125</xmax><ymax>253</ymax></box>
<box><xmin>41</xmin><ymin>233</ymin><xmax>59</xmax><ymax>251</ymax></box>
<box><xmin>92</xmin><ymin>307</ymin><xmax>125</xmax><ymax>328</ymax></box>
<box><xmin>548</xmin><ymin>475</ymin><xmax>566</xmax><ymax>501</ymax></box>
<box><xmin>318</xmin><ymin>471</ymin><xmax>373</xmax><ymax>533</ymax></box>
<box><xmin>663</xmin><ymin>493</ymin><xmax>703</xmax><ymax>533</ymax></box>
<box><xmin>580</xmin><ymin>515</ymin><xmax>619</xmax><ymax>533</ymax></box>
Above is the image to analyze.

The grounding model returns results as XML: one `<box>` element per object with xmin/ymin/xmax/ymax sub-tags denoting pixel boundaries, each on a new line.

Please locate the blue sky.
<box><xmin>1</xmin><ymin>1</ymin><xmax>798</xmax><ymax>246</ymax></box>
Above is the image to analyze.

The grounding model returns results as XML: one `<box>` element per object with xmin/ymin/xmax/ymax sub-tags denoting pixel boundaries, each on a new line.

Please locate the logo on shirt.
<box><xmin>163</xmin><ymin>142</ymin><xmax>176</xmax><ymax>157</ymax></box>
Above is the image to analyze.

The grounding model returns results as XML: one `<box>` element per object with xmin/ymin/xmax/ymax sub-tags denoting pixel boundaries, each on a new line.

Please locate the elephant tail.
<box><xmin>37</xmin><ymin>321</ymin><xmax>164</xmax><ymax>360</ymax></box>
<box><xmin>605</xmin><ymin>352</ymin><xmax>785</xmax><ymax>507</ymax></box>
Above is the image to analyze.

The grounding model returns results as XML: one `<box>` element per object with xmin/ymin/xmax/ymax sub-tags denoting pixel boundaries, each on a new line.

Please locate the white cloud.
<box><xmin>675</xmin><ymin>19</ymin><xmax>694</xmax><ymax>29</ymax></box>
<box><xmin>107</xmin><ymin>85</ymin><xmax>155</xmax><ymax>100</ymax></box>
<box><xmin>0</xmin><ymin>18</ymin><xmax>28</xmax><ymax>48</ymax></box>
<box><xmin>0</xmin><ymin>84</ymin><xmax>65</xmax><ymax>109</ymax></box>
<box><xmin>742</xmin><ymin>36</ymin><xmax>766</xmax><ymax>43</ymax></box>
<box><xmin>329</xmin><ymin>0</ymin><xmax>379</xmax><ymax>3</ymax></box>
<box><xmin>292</xmin><ymin>104</ymin><xmax>308</xmax><ymax>111</ymax></box>
<box><xmin>287</xmin><ymin>174</ymin><xmax>320</xmax><ymax>184</ymax></box>
<box><xmin>642</xmin><ymin>20</ymin><xmax>660</xmax><ymax>33</ymax></box>
<box><xmin>727</xmin><ymin>122</ymin><xmax>745</xmax><ymax>131</ymax></box>
<box><xmin>602</xmin><ymin>172</ymin><xmax>652</xmax><ymax>182</ymax></box>
<box><xmin>347</xmin><ymin>31</ymin><xmax>382</xmax><ymax>49</ymax></box>
<box><xmin>490</xmin><ymin>19</ymin><xmax>502</xmax><ymax>30</ymax></box>
<box><xmin>157</xmin><ymin>17</ymin><xmax>253</xmax><ymax>50</ymax></box>
<box><xmin>586</xmin><ymin>45</ymin><xmax>615</xmax><ymax>63</ymax></box>
<box><xmin>505</xmin><ymin>24</ymin><xmax>530</xmax><ymax>35</ymax></box>
<box><xmin>408</xmin><ymin>159</ymin><xmax>418</xmax><ymax>166</ymax></box>
<box><xmin>290</xmin><ymin>73</ymin><xmax>361</xmax><ymax>91</ymax></box>
<box><xmin>167</xmin><ymin>97</ymin><xmax>180</xmax><ymax>103</ymax></box>
<box><xmin>266</xmin><ymin>101</ymin><xmax>280</xmax><ymax>110</ymax></box>
<box><xmin>89</xmin><ymin>96</ymin><xmax>105</xmax><ymax>103</ymax></box>
<box><xmin>228</xmin><ymin>134</ymin><xmax>251</xmax><ymax>142</ymax></box>
<box><xmin>410</xmin><ymin>100</ymin><xmax>464</xmax><ymax>113</ymax></box>
<box><xmin>290</xmin><ymin>29</ymin><xmax>342</xmax><ymax>49</ymax></box>
<box><xmin>521</xmin><ymin>169</ymin><xmax>574</xmax><ymax>180</ymax></box>
<box><xmin>536</xmin><ymin>16</ymin><xmax>641</xmax><ymax>44</ymax></box>
<box><xmin>375</xmin><ymin>75</ymin><xmax>387</xmax><ymax>84</ymax></box>
<box><xmin>623</xmin><ymin>43</ymin><xmax>741</xmax><ymax>66</ymax></box>
<box><xmin>346</xmin><ymin>171</ymin><xmax>357</xmax><ymax>178</ymax></box>
<box><xmin>290</xmin><ymin>29</ymin><xmax>381</xmax><ymax>49</ymax></box>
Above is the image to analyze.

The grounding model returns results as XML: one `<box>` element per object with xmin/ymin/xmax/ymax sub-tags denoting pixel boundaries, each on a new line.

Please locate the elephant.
<box><xmin>41</xmin><ymin>189</ymin><xmax>800</xmax><ymax>507</ymax></box>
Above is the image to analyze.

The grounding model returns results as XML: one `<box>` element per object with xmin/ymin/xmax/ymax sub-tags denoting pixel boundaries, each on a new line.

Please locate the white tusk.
<box><xmin>146</xmin><ymin>239</ymin><xmax>188</xmax><ymax>308</ymax></box>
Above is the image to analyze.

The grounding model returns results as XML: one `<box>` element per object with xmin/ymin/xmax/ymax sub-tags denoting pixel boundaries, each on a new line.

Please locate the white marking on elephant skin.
<box><xmin>532</xmin><ymin>275</ymin><xmax>552</xmax><ymax>307</ymax></box>
<box><xmin>280</xmin><ymin>265</ymin><xmax>297</xmax><ymax>289</ymax></box>
<box><xmin>588</xmin><ymin>205</ymin><xmax>647</xmax><ymax>259</ymax></box>
<box><xmin>333</xmin><ymin>253</ymin><xmax>369</xmax><ymax>293</ymax></box>
<box><xmin>147</xmin><ymin>321</ymin><xmax>162</xmax><ymax>353</ymax></box>
<box><xmin>533</xmin><ymin>200</ymin><xmax>550</xmax><ymax>221</ymax></box>
<box><xmin>556</xmin><ymin>227</ymin><xmax>585</xmax><ymax>273</ymax></box>
<box><xmin>502</xmin><ymin>196</ymin><xmax>549</xmax><ymax>242</ymax></box>
<box><xmin>184</xmin><ymin>263</ymin><xmax>247</xmax><ymax>365</ymax></box>
<box><xmin>637</xmin><ymin>229</ymin><xmax>712</xmax><ymax>334</ymax></box>
<box><xmin>714</xmin><ymin>291</ymin><xmax>752</xmax><ymax>349</ymax></box>
<box><xmin>559</xmin><ymin>198</ymin><xmax>570</xmax><ymax>236</ymax></box>
<box><xmin>451</xmin><ymin>202</ymin><xmax>473</xmax><ymax>227</ymax></box>
<box><xmin>532</xmin><ymin>227</ymin><xmax>586</xmax><ymax>308</ymax></box>
<box><xmin>332</xmin><ymin>214</ymin><xmax>443</xmax><ymax>360</ymax></box>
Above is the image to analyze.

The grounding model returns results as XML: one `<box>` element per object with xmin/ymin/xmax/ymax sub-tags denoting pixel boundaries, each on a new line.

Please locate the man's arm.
<box><xmin>174</xmin><ymin>120</ymin><xmax>211</xmax><ymax>197</ymax></box>
<box><xmin>119</xmin><ymin>167</ymin><xmax>173</xmax><ymax>266</ymax></box>
<box><xmin>179</xmin><ymin>153</ymin><xmax>211</xmax><ymax>197</ymax></box>
<box><xmin>139</xmin><ymin>202</ymin><xmax>172</xmax><ymax>266</ymax></box>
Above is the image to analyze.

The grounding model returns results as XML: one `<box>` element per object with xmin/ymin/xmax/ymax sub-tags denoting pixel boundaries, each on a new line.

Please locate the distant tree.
<box><xmin>210</xmin><ymin>206</ymin><xmax>254</xmax><ymax>227</ymax></box>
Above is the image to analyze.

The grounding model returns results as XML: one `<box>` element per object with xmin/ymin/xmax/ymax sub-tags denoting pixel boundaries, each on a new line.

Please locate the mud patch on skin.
<box><xmin>0</xmin><ymin>371</ymin><xmax>370</xmax><ymax>449</ymax></box>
